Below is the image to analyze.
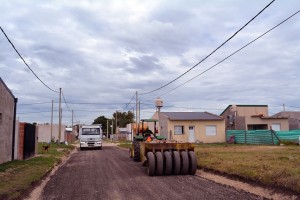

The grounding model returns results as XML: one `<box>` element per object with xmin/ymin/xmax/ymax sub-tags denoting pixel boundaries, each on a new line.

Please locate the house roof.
<box><xmin>161</xmin><ymin>112</ymin><xmax>223</xmax><ymax>121</ymax></box>
<box><xmin>272</xmin><ymin>111</ymin><xmax>300</xmax><ymax>119</ymax></box>
<box><xmin>220</xmin><ymin>104</ymin><xmax>268</xmax><ymax>116</ymax></box>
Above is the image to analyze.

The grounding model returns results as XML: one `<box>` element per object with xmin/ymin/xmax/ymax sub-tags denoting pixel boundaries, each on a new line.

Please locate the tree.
<box><xmin>113</xmin><ymin>111</ymin><xmax>135</xmax><ymax>129</ymax></box>
<box><xmin>92</xmin><ymin>115</ymin><xmax>108</xmax><ymax>133</ymax></box>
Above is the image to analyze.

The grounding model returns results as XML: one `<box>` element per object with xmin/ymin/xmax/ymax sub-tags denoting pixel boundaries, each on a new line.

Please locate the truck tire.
<box><xmin>188</xmin><ymin>151</ymin><xmax>197</xmax><ymax>175</ymax></box>
<box><xmin>155</xmin><ymin>152</ymin><xmax>163</xmax><ymax>176</ymax></box>
<box><xmin>163</xmin><ymin>151</ymin><xmax>172</xmax><ymax>175</ymax></box>
<box><xmin>180</xmin><ymin>151</ymin><xmax>189</xmax><ymax>175</ymax></box>
<box><xmin>133</xmin><ymin>140</ymin><xmax>140</xmax><ymax>161</ymax></box>
<box><xmin>172</xmin><ymin>151</ymin><xmax>181</xmax><ymax>175</ymax></box>
<box><xmin>147</xmin><ymin>152</ymin><xmax>155</xmax><ymax>176</ymax></box>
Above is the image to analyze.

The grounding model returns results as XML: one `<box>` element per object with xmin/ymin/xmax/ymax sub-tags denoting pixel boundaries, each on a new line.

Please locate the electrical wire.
<box><xmin>122</xmin><ymin>92</ymin><xmax>136</xmax><ymax>111</ymax></box>
<box><xmin>61</xmin><ymin>90</ymin><xmax>72</xmax><ymax>112</ymax></box>
<box><xmin>0</xmin><ymin>26</ymin><xmax>59</xmax><ymax>93</ymax></box>
<box><xmin>159</xmin><ymin>9</ymin><xmax>300</xmax><ymax>97</ymax></box>
<box><xmin>139</xmin><ymin>0</ymin><xmax>275</xmax><ymax>95</ymax></box>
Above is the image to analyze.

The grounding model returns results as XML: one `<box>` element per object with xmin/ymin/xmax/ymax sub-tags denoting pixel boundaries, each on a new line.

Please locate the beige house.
<box><xmin>220</xmin><ymin>105</ymin><xmax>289</xmax><ymax>131</ymax></box>
<box><xmin>153</xmin><ymin>112</ymin><xmax>225</xmax><ymax>143</ymax></box>
<box><xmin>272</xmin><ymin>111</ymin><xmax>300</xmax><ymax>130</ymax></box>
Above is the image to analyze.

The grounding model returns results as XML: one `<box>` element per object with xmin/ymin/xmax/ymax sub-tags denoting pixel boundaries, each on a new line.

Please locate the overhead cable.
<box><xmin>122</xmin><ymin>92</ymin><xmax>136</xmax><ymax>111</ymax></box>
<box><xmin>139</xmin><ymin>0</ymin><xmax>275</xmax><ymax>95</ymax></box>
<box><xmin>159</xmin><ymin>9</ymin><xmax>300</xmax><ymax>97</ymax></box>
<box><xmin>0</xmin><ymin>26</ymin><xmax>59</xmax><ymax>93</ymax></box>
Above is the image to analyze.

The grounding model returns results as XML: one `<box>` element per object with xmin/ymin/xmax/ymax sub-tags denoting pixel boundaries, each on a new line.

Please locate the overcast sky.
<box><xmin>1</xmin><ymin>0</ymin><xmax>300</xmax><ymax>125</ymax></box>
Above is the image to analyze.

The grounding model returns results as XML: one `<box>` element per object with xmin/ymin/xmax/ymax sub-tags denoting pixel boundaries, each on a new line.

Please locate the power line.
<box><xmin>0</xmin><ymin>26</ymin><xmax>59</xmax><ymax>93</ymax></box>
<box><xmin>61</xmin><ymin>90</ymin><xmax>72</xmax><ymax>112</ymax></box>
<box><xmin>159</xmin><ymin>9</ymin><xmax>300</xmax><ymax>97</ymax></box>
<box><xmin>122</xmin><ymin>92</ymin><xmax>136</xmax><ymax>111</ymax></box>
<box><xmin>139</xmin><ymin>0</ymin><xmax>275</xmax><ymax>95</ymax></box>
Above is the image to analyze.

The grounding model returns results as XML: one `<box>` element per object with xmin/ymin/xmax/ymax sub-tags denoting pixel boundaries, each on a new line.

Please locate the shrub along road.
<box><xmin>37</xmin><ymin>144</ymin><xmax>260</xmax><ymax>200</ymax></box>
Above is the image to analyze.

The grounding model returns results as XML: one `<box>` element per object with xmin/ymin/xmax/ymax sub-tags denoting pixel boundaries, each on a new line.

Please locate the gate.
<box><xmin>24</xmin><ymin>123</ymin><xmax>36</xmax><ymax>159</ymax></box>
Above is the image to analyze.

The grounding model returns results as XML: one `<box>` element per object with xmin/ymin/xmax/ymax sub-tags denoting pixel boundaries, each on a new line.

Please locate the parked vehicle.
<box><xmin>79</xmin><ymin>125</ymin><xmax>102</xmax><ymax>150</ymax></box>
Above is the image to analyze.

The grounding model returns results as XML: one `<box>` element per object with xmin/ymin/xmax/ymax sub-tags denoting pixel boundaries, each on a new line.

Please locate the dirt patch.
<box><xmin>197</xmin><ymin>170</ymin><xmax>298</xmax><ymax>200</ymax></box>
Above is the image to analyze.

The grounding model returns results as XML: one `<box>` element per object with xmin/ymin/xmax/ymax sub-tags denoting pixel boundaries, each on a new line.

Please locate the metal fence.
<box><xmin>226</xmin><ymin>130</ymin><xmax>300</xmax><ymax>145</ymax></box>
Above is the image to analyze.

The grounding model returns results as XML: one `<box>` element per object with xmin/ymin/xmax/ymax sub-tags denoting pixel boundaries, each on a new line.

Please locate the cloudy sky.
<box><xmin>1</xmin><ymin>0</ymin><xmax>300</xmax><ymax>125</ymax></box>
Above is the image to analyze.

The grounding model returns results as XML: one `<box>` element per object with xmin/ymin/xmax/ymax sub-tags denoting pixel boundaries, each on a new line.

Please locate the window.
<box><xmin>174</xmin><ymin>126</ymin><xmax>184</xmax><ymax>135</ymax></box>
<box><xmin>206</xmin><ymin>125</ymin><xmax>217</xmax><ymax>136</ymax></box>
<box><xmin>271</xmin><ymin>123</ymin><xmax>281</xmax><ymax>131</ymax></box>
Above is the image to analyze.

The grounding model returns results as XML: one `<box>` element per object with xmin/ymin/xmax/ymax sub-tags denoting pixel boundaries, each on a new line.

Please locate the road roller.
<box><xmin>129</xmin><ymin>119</ymin><xmax>197</xmax><ymax>176</ymax></box>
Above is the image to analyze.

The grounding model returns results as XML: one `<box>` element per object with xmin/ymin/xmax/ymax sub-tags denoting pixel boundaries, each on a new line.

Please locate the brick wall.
<box><xmin>18</xmin><ymin>122</ymin><xmax>25</xmax><ymax>160</ymax></box>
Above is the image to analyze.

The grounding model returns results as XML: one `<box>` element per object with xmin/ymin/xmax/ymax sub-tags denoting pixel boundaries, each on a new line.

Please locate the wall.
<box><xmin>236</xmin><ymin>106</ymin><xmax>268</xmax><ymax>117</ymax></box>
<box><xmin>18</xmin><ymin>122</ymin><xmax>25</xmax><ymax>160</ymax></box>
<box><xmin>37</xmin><ymin>124</ymin><xmax>66</xmax><ymax>142</ymax></box>
<box><xmin>168</xmin><ymin>120</ymin><xmax>225</xmax><ymax>143</ymax></box>
<box><xmin>245</xmin><ymin>116</ymin><xmax>289</xmax><ymax>131</ymax></box>
<box><xmin>0</xmin><ymin>80</ymin><xmax>15</xmax><ymax>164</ymax></box>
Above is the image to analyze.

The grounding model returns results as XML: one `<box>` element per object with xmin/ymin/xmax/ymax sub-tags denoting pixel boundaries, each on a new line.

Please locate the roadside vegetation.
<box><xmin>195</xmin><ymin>143</ymin><xmax>300</xmax><ymax>193</ymax></box>
<box><xmin>0</xmin><ymin>142</ymin><xmax>75</xmax><ymax>200</ymax></box>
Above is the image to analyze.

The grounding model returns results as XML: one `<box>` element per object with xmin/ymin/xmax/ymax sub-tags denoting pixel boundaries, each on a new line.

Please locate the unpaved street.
<box><xmin>40</xmin><ymin>144</ymin><xmax>260</xmax><ymax>200</ymax></box>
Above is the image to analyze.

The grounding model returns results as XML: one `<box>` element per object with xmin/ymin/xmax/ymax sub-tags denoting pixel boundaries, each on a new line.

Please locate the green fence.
<box><xmin>226</xmin><ymin>130</ymin><xmax>300</xmax><ymax>145</ymax></box>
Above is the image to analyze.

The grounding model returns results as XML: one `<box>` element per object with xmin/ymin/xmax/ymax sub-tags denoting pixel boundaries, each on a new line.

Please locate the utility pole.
<box><xmin>135</xmin><ymin>91</ymin><xmax>138</xmax><ymax>135</ymax></box>
<box><xmin>58</xmin><ymin>88</ymin><xmax>62</xmax><ymax>142</ymax></box>
<box><xmin>283</xmin><ymin>104</ymin><xmax>286</xmax><ymax>112</ymax></box>
<box><xmin>72</xmin><ymin>110</ymin><xmax>74</xmax><ymax>131</ymax></box>
<box><xmin>115</xmin><ymin>111</ymin><xmax>118</xmax><ymax>134</ymax></box>
<box><xmin>106</xmin><ymin>120</ymin><xmax>108</xmax><ymax>139</ymax></box>
<box><xmin>51</xmin><ymin>99</ymin><xmax>53</xmax><ymax>142</ymax></box>
<box><xmin>111</xmin><ymin>120</ymin><xmax>114</xmax><ymax>139</ymax></box>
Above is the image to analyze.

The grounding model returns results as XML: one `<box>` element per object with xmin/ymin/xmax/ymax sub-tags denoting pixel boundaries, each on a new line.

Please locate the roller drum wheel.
<box><xmin>147</xmin><ymin>152</ymin><xmax>155</xmax><ymax>176</ymax></box>
<box><xmin>155</xmin><ymin>152</ymin><xmax>163</xmax><ymax>176</ymax></box>
<box><xmin>133</xmin><ymin>140</ymin><xmax>140</xmax><ymax>161</ymax></box>
<box><xmin>163</xmin><ymin>151</ymin><xmax>172</xmax><ymax>175</ymax></box>
<box><xmin>188</xmin><ymin>151</ymin><xmax>197</xmax><ymax>175</ymax></box>
<box><xmin>172</xmin><ymin>151</ymin><xmax>181</xmax><ymax>175</ymax></box>
<box><xmin>180</xmin><ymin>151</ymin><xmax>189</xmax><ymax>175</ymax></box>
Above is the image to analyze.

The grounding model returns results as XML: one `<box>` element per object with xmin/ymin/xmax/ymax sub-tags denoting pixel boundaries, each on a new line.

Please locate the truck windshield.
<box><xmin>82</xmin><ymin>128</ymin><xmax>100</xmax><ymax>135</ymax></box>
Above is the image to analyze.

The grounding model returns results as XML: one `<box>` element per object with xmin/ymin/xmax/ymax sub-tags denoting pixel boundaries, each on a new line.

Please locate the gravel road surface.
<box><xmin>40</xmin><ymin>144</ymin><xmax>260</xmax><ymax>200</ymax></box>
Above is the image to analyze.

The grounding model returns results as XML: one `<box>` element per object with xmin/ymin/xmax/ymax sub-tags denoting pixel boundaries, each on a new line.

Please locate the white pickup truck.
<box><xmin>79</xmin><ymin>125</ymin><xmax>102</xmax><ymax>150</ymax></box>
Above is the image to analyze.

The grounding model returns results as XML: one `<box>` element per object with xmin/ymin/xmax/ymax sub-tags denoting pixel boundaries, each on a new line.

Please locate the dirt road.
<box><xmin>36</xmin><ymin>143</ymin><xmax>260</xmax><ymax>200</ymax></box>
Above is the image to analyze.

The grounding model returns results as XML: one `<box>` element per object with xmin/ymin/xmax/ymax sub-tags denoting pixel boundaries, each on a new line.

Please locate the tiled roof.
<box><xmin>161</xmin><ymin>112</ymin><xmax>223</xmax><ymax>121</ymax></box>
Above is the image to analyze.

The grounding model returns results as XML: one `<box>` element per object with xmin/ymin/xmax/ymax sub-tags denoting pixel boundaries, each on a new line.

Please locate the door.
<box><xmin>188</xmin><ymin>126</ymin><xmax>195</xmax><ymax>143</ymax></box>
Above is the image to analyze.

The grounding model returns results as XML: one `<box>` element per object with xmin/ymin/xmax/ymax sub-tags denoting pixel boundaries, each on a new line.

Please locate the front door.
<box><xmin>188</xmin><ymin>126</ymin><xmax>195</xmax><ymax>143</ymax></box>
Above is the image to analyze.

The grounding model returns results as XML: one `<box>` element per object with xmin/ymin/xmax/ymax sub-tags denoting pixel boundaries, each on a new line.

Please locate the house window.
<box><xmin>174</xmin><ymin>126</ymin><xmax>184</xmax><ymax>135</ymax></box>
<box><xmin>271</xmin><ymin>123</ymin><xmax>281</xmax><ymax>131</ymax></box>
<box><xmin>206</xmin><ymin>125</ymin><xmax>217</xmax><ymax>136</ymax></box>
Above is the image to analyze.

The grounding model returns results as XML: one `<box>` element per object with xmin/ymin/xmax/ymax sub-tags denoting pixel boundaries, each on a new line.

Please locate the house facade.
<box><xmin>220</xmin><ymin>105</ymin><xmax>289</xmax><ymax>131</ymax></box>
<box><xmin>153</xmin><ymin>112</ymin><xmax>225</xmax><ymax>143</ymax></box>
<box><xmin>0</xmin><ymin>78</ymin><xmax>17</xmax><ymax>164</ymax></box>
<box><xmin>272</xmin><ymin>111</ymin><xmax>300</xmax><ymax>130</ymax></box>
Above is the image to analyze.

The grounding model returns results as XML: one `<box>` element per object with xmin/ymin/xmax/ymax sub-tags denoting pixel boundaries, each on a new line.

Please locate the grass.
<box><xmin>195</xmin><ymin>144</ymin><xmax>300</xmax><ymax>193</ymax></box>
<box><xmin>0</xmin><ymin>142</ymin><xmax>75</xmax><ymax>199</ymax></box>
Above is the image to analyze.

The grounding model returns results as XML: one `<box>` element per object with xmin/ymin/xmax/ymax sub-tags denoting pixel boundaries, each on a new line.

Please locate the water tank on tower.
<box><xmin>155</xmin><ymin>98</ymin><xmax>163</xmax><ymax>108</ymax></box>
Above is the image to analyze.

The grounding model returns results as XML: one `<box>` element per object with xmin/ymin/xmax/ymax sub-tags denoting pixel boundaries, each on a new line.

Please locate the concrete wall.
<box><xmin>37</xmin><ymin>124</ymin><xmax>66</xmax><ymax>143</ymax></box>
<box><xmin>0</xmin><ymin>79</ymin><xmax>15</xmax><ymax>164</ymax></box>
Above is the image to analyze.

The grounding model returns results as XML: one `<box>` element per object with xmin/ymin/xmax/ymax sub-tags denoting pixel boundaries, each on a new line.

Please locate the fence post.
<box><xmin>271</xmin><ymin>130</ymin><xmax>274</xmax><ymax>145</ymax></box>
<box><xmin>270</xmin><ymin>129</ymin><xmax>281</xmax><ymax>144</ymax></box>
